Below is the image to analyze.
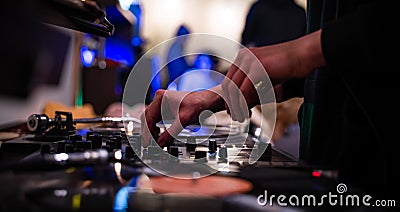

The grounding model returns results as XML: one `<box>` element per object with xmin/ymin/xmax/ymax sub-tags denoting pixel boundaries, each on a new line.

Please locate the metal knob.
<box><xmin>27</xmin><ymin>114</ymin><xmax>49</xmax><ymax>133</ymax></box>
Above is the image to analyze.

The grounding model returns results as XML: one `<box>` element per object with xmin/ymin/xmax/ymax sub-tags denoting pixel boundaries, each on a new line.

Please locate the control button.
<box><xmin>185</xmin><ymin>136</ymin><xmax>197</xmax><ymax>152</ymax></box>
<box><xmin>168</xmin><ymin>146</ymin><xmax>179</xmax><ymax>158</ymax></box>
<box><xmin>109</xmin><ymin>135</ymin><xmax>122</xmax><ymax>150</ymax></box>
<box><xmin>69</xmin><ymin>134</ymin><xmax>82</xmax><ymax>145</ymax></box>
<box><xmin>208</xmin><ymin>139</ymin><xmax>217</xmax><ymax>153</ymax></box>
<box><xmin>75</xmin><ymin>141</ymin><xmax>92</xmax><ymax>152</ymax></box>
<box><xmin>124</xmin><ymin>145</ymin><xmax>136</xmax><ymax>159</ymax></box>
<box><xmin>65</xmin><ymin>144</ymin><xmax>75</xmax><ymax>153</ymax></box>
<box><xmin>56</xmin><ymin>141</ymin><xmax>66</xmax><ymax>153</ymax></box>
<box><xmin>194</xmin><ymin>150</ymin><xmax>207</xmax><ymax>163</ymax></box>
<box><xmin>218</xmin><ymin>146</ymin><xmax>228</xmax><ymax>163</ymax></box>
<box><xmin>88</xmin><ymin>134</ymin><xmax>102</xmax><ymax>149</ymax></box>
<box><xmin>129</xmin><ymin>133</ymin><xmax>142</xmax><ymax>151</ymax></box>
<box><xmin>27</xmin><ymin>114</ymin><xmax>49</xmax><ymax>133</ymax></box>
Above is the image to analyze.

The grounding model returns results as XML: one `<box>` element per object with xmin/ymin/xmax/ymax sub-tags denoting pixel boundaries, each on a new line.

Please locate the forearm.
<box><xmin>292</xmin><ymin>29</ymin><xmax>326</xmax><ymax>78</ymax></box>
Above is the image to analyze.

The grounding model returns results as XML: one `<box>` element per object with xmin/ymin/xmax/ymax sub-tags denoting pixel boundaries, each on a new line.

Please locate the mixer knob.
<box><xmin>187</xmin><ymin>136</ymin><xmax>196</xmax><ymax>144</ymax></box>
<box><xmin>112</xmin><ymin>131</ymin><xmax>122</xmax><ymax>137</ymax></box>
<box><xmin>208</xmin><ymin>139</ymin><xmax>217</xmax><ymax>153</ymax></box>
<box><xmin>194</xmin><ymin>150</ymin><xmax>207</xmax><ymax>162</ymax></box>
<box><xmin>75</xmin><ymin>141</ymin><xmax>92</xmax><ymax>152</ymax></box>
<box><xmin>27</xmin><ymin>114</ymin><xmax>49</xmax><ymax>133</ymax></box>
<box><xmin>65</xmin><ymin>144</ymin><xmax>75</xmax><ymax>153</ymax></box>
<box><xmin>88</xmin><ymin>134</ymin><xmax>103</xmax><ymax>149</ymax></box>
<box><xmin>185</xmin><ymin>136</ymin><xmax>197</xmax><ymax>152</ymax></box>
<box><xmin>168</xmin><ymin>146</ymin><xmax>179</xmax><ymax>158</ymax></box>
<box><xmin>185</xmin><ymin>143</ymin><xmax>197</xmax><ymax>152</ymax></box>
<box><xmin>109</xmin><ymin>135</ymin><xmax>122</xmax><ymax>150</ymax></box>
<box><xmin>218</xmin><ymin>146</ymin><xmax>228</xmax><ymax>163</ymax></box>
<box><xmin>124</xmin><ymin>145</ymin><xmax>136</xmax><ymax>159</ymax></box>
<box><xmin>106</xmin><ymin>135</ymin><xmax>121</xmax><ymax>151</ymax></box>
<box><xmin>129</xmin><ymin>133</ymin><xmax>142</xmax><ymax>151</ymax></box>
<box><xmin>69</xmin><ymin>134</ymin><xmax>82</xmax><ymax>144</ymax></box>
<box><xmin>147</xmin><ymin>145</ymin><xmax>162</xmax><ymax>160</ymax></box>
<box><xmin>56</xmin><ymin>141</ymin><xmax>66</xmax><ymax>153</ymax></box>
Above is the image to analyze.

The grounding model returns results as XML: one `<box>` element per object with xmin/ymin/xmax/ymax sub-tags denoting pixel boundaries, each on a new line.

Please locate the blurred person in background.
<box><xmin>241</xmin><ymin>0</ymin><xmax>306</xmax><ymax>48</ymax></box>
<box><xmin>165</xmin><ymin>24</ymin><xmax>192</xmax><ymax>88</ymax></box>
<box><xmin>168</xmin><ymin>52</ymin><xmax>224</xmax><ymax>92</ymax></box>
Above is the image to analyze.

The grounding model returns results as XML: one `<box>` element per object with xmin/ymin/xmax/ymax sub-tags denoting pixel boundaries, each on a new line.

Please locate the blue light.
<box><xmin>80</xmin><ymin>47</ymin><xmax>95</xmax><ymax>67</ymax></box>
<box><xmin>76</xmin><ymin>128</ymin><xmax>90</xmax><ymax>138</ymax></box>
<box><xmin>131</xmin><ymin>36</ymin><xmax>142</xmax><ymax>47</ymax></box>
<box><xmin>114</xmin><ymin>84</ymin><xmax>123</xmax><ymax>95</ymax></box>
<box><xmin>105</xmin><ymin>39</ymin><xmax>135</xmax><ymax>67</ymax></box>
<box><xmin>83</xmin><ymin>166</ymin><xmax>95</xmax><ymax>179</ymax></box>
<box><xmin>113</xmin><ymin>176</ymin><xmax>139</xmax><ymax>211</ymax></box>
<box><xmin>113</xmin><ymin>186</ymin><xmax>129</xmax><ymax>211</ymax></box>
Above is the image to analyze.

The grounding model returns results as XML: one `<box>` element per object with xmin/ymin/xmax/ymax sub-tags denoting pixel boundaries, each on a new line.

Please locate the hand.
<box><xmin>221</xmin><ymin>30</ymin><xmax>325</xmax><ymax>122</ymax></box>
<box><xmin>141</xmin><ymin>88</ymin><xmax>225</xmax><ymax>147</ymax></box>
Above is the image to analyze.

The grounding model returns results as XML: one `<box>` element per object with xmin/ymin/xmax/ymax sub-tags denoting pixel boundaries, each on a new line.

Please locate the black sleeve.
<box><xmin>321</xmin><ymin>1</ymin><xmax>399</xmax><ymax>75</ymax></box>
<box><xmin>280</xmin><ymin>78</ymin><xmax>305</xmax><ymax>102</ymax></box>
<box><xmin>241</xmin><ymin>4</ymin><xmax>257</xmax><ymax>46</ymax></box>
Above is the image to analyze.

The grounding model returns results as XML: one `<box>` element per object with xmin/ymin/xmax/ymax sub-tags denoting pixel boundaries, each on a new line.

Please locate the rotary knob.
<box><xmin>194</xmin><ymin>150</ymin><xmax>207</xmax><ymax>163</ymax></box>
<box><xmin>168</xmin><ymin>146</ymin><xmax>179</xmax><ymax>158</ymax></box>
<box><xmin>208</xmin><ymin>139</ymin><xmax>217</xmax><ymax>153</ymax></box>
<box><xmin>185</xmin><ymin>136</ymin><xmax>197</xmax><ymax>152</ymax></box>
<box><xmin>218</xmin><ymin>146</ymin><xmax>228</xmax><ymax>163</ymax></box>
<box><xmin>88</xmin><ymin>134</ymin><xmax>103</xmax><ymax>149</ymax></box>
<box><xmin>27</xmin><ymin>114</ymin><xmax>49</xmax><ymax>133</ymax></box>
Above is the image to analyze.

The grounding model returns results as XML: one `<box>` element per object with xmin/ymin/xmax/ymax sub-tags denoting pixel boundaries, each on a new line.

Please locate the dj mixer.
<box><xmin>0</xmin><ymin>111</ymin><xmax>351</xmax><ymax>212</ymax></box>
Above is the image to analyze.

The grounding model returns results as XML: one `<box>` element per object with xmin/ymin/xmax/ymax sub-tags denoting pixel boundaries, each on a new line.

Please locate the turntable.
<box><xmin>0</xmin><ymin>111</ymin><xmax>345</xmax><ymax>212</ymax></box>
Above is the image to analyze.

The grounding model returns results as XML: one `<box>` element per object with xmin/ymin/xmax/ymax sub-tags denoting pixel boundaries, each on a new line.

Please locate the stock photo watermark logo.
<box><xmin>257</xmin><ymin>183</ymin><xmax>396</xmax><ymax>208</ymax></box>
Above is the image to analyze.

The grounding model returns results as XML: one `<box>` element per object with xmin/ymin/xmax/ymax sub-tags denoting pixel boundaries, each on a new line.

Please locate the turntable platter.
<box><xmin>0</xmin><ymin>132</ymin><xmax>20</xmax><ymax>141</ymax></box>
<box><xmin>149</xmin><ymin>175</ymin><xmax>253</xmax><ymax>198</ymax></box>
<box><xmin>153</xmin><ymin>124</ymin><xmax>243</xmax><ymax>141</ymax></box>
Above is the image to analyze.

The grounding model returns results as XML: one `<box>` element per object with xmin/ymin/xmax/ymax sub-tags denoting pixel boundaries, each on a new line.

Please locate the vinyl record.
<box><xmin>149</xmin><ymin>175</ymin><xmax>253</xmax><ymax>198</ymax></box>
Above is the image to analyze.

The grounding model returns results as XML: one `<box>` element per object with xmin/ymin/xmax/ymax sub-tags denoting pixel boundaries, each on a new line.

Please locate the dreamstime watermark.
<box><xmin>257</xmin><ymin>183</ymin><xmax>396</xmax><ymax>208</ymax></box>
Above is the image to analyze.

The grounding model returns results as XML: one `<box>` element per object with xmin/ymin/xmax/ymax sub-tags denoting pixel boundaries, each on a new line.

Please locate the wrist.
<box><xmin>296</xmin><ymin>29</ymin><xmax>326</xmax><ymax>77</ymax></box>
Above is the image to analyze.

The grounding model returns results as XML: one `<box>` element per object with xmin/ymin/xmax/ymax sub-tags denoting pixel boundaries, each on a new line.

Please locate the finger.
<box><xmin>141</xmin><ymin>90</ymin><xmax>165</xmax><ymax>146</ymax></box>
<box><xmin>222</xmin><ymin>54</ymin><xmax>243</xmax><ymax>115</ymax></box>
<box><xmin>140</xmin><ymin>112</ymin><xmax>151</xmax><ymax>146</ymax></box>
<box><xmin>158</xmin><ymin>112</ymin><xmax>189</xmax><ymax>147</ymax></box>
<box><xmin>227</xmin><ymin>68</ymin><xmax>247</xmax><ymax>122</ymax></box>
<box><xmin>222</xmin><ymin>66</ymin><xmax>239</xmax><ymax>115</ymax></box>
<box><xmin>142</xmin><ymin>109</ymin><xmax>160</xmax><ymax>147</ymax></box>
<box><xmin>240</xmin><ymin>77</ymin><xmax>263</xmax><ymax>108</ymax></box>
<box><xmin>224</xmin><ymin>53</ymin><xmax>243</xmax><ymax>79</ymax></box>
<box><xmin>239</xmin><ymin>77</ymin><xmax>260</xmax><ymax>119</ymax></box>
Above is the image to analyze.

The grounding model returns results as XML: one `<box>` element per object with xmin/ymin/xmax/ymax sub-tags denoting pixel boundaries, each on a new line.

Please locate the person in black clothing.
<box><xmin>241</xmin><ymin>0</ymin><xmax>307</xmax><ymax>143</ymax></box>
<box><xmin>142</xmin><ymin>0</ymin><xmax>399</xmax><ymax>202</ymax></box>
<box><xmin>165</xmin><ymin>24</ymin><xmax>192</xmax><ymax>87</ymax></box>
<box><xmin>241</xmin><ymin>0</ymin><xmax>306</xmax><ymax>47</ymax></box>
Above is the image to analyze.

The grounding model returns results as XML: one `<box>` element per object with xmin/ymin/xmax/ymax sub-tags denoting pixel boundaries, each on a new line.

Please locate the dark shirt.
<box><xmin>241</xmin><ymin>0</ymin><xmax>306</xmax><ymax>47</ymax></box>
<box><xmin>320</xmin><ymin>0</ymin><xmax>399</xmax><ymax>201</ymax></box>
<box><xmin>287</xmin><ymin>0</ymin><xmax>399</xmax><ymax>201</ymax></box>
